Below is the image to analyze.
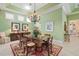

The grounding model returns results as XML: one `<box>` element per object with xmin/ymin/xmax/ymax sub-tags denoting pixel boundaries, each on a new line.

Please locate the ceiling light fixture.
<box><xmin>25</xmin><ymin>6</ymin><xmax>31</xmax><ymax>10</ymax></box>
<box><xmin>29</xmin><ymin>3</ymin><xmax>40</xmax><ymax>23</ymax></box>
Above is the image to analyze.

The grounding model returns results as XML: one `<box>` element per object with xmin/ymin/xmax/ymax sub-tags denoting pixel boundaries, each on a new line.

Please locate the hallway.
<box><xmin>59</xmin><ymin>35</ymin><xmax>79</xmax><ymax>56</ymax></box>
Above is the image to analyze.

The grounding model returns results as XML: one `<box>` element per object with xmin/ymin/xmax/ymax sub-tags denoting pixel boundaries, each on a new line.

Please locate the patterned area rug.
<box><xmin>10</xmin><ymin>43</ymin><xmax>62</xmax><ymax>56</ymax></box>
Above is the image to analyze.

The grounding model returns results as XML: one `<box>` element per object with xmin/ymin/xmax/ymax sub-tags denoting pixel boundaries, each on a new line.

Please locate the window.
<box><xmin>18</xmin><ymin>15</ymin><xmax>24</xmax><ymax>21</ymax></box>
<box><xmin>5</xmin><ymin>12</ymin><xmax>14</xmax><ymax>20</ymax></box>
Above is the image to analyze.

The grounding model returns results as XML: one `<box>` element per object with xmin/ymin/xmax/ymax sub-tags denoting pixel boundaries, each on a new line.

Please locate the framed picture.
<box><xmin>45</xmin><ymin>21</ymin><xmax>53</xmax><ymax>31</ymax></box>
<box><xmin>22</xmin><ymin>23</ymin><xmax>28</xmax><ymax>31</ymax></box>
<box><xmin>11</xmin><ymin>22</ymin><xmax>20</xmax><ymax>32</ymax></box>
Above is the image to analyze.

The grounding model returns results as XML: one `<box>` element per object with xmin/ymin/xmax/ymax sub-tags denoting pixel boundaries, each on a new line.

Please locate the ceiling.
<box><xmin>0</xmin><ymin>3</ymin><xmax>79</xmax><ymax>16</ymax></box>
<box><xmin>0</xmin><ymin>3</ymin><xmax>61</xmax><ymax>15</ymax></box>
<box><xmin>0</xmin><ymin>3</ymin><xmax>48</xmax><ymax>15</ymax></box>
<box><xmin>11</xmin><ymin>3</ymin><xmax>47</xmax><ymax>11</ymax></box>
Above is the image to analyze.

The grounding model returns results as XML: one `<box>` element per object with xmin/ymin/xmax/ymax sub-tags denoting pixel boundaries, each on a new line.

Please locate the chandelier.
<box><xmin>29</xmin><ymin>4</ymin><xmax>40</xmax><ymax>23</ymax></box>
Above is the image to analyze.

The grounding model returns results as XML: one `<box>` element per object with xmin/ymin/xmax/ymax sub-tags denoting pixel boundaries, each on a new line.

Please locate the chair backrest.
<box><xmin>42</xmin><ymin>34</ymin><xmax>53</xmax><ymax>46</ymax></box>
<box><xmin>47</xmin><ymin>35</ymin><xmax>53</xmax><ymax>44</ymax></box>
<box><xmin>49</xmin><ymin>36</ymin><xmax>53</xmax><ymax>44</ymax></box>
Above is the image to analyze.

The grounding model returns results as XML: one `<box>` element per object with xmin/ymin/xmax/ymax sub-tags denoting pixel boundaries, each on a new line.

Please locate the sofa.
<box><xmin>0</xmin><ymin>32</ymin><xmax>10</xmax><ymax>44</ymax></box>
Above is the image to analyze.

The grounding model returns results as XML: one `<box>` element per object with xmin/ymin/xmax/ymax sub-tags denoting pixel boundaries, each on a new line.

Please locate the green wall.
<box><xmin>40</xmin><ymin>8</ymin><xmax>64</xmax><ymax>41</ymax></box>
<box><xmin>0</xmin><ymin>10</ymin><xmax>9</xmax><ymax>32</ymax></box>
<box><xmin>67</xmin><ymin>13</ymin><xmax>79</xmax><ymax>20</ymax></box>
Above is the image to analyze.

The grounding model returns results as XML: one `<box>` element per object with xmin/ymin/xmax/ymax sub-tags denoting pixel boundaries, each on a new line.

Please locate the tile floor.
<box><xmin>0</xmin><ymin>40</ymin><xmax>19</xmax><ymax>56</ymax></box>
<box><xmin>59</xmin><ymin>35</ymin><xmax>79</xmax><ymax>56</ymax></box>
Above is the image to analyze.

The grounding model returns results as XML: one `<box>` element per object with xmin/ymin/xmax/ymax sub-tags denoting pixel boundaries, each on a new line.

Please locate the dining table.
<box><xmin>20</xmin><ymin>34</ymin><xmax>52</xmax><ymax>56</ymax></box>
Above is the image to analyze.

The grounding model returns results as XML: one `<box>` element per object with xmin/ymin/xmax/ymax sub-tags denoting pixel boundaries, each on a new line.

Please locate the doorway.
<box><xmin>68</xmin><ymin>19</ymin><xmax>79</xmax><ymax>41</ymax></box>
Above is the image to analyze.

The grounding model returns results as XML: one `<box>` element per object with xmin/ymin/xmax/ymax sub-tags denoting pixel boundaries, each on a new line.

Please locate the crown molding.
<box><xmin>0</xmin><ymin>7</ymin><xmax>27</xmax><ymax>16</ymax></box>
<box><xmin>41</xmin><ymin>4</ymin><xmax>62</xmax><ymax>15</ymax></box>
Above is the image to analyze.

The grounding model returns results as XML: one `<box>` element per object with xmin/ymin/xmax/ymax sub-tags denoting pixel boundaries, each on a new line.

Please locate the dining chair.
<box><xmin>48</xmin><ymin>36</ymin><xmax>53</xmax><ymax>55</ymax></box>
<box><xmin>20</xmin><ymin>35</ymin><xmax>35</xmax><ymax>55</ymax></box>
<box><xmin>42</xmin><ymin>35</ymin><xmax>53</xmax><ymax>56</ymax></box>
<box><xmin>26</xmin><ymin>41</ymin><xmax>36</xmax><ymax>56</ymax></box>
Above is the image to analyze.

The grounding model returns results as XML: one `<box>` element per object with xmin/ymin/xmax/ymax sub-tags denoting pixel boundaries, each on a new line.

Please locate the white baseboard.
<box><xmin>53</xmin><ymin>39</ymin><xmax>64</xmax><ymax>46</ymax></box>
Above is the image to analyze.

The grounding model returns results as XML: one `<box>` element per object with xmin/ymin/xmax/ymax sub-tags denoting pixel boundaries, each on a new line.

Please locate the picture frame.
<box><xmin>45</xmin><ymin>21</ymin><xmax>53</xmax><ymax>31</ymax></box>
<box><xmin>11</xmin><ymin>22</ymin><xmax>20</xmax><ymax>32</ymax></box>
<box><xmin>22</xmin><ymin>23</ymin><xmax>28</xmax><ymax>31</ymax></box>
